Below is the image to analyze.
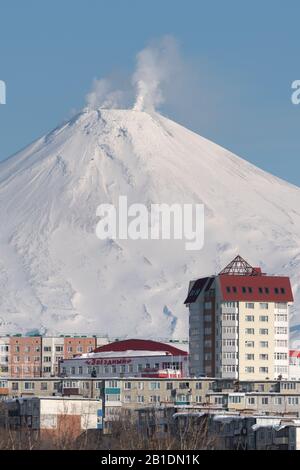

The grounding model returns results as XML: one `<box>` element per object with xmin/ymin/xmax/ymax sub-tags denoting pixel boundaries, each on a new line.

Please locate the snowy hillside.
<box><xmin>0</xmin><ymin>108</ymin><xmax>299</xmax><ymax>340</ymax></box>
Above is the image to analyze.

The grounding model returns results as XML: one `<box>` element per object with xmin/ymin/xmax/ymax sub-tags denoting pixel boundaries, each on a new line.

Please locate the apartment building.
<box><xmin>3</xmin><ymin>397</ymin><xmax>103</xmax><ymax>438</ymax></box>
<box><xmin>63</xmin><ymin>337</ymin><xmax>97</xmax><ymax>359</ymax></box>
<box><xmin>0</xmin><ymin>334</ymin><xmax>110</xmax><ymax>378</ymax></box>
<box><xmin>9</xmin><ymin>336</ymin><xmax>42</xmax><ymax>378</ymax></box>
<box><xmin>41</xmin><ymin>337</ymin><xmax>64</xmax><ymax>377</ymax></box>
<box><xmin>137</xmin><ymin>408</ymin><xmax>300</xmax><ymax>450</ymax></box>
<box><xmin>0</xmin><ymin>336</ymin><xmax>10</xmax><ymax>377</ymax></box>
<box><xmin>186</xmin><ymin>255</ymin><xmax>293</xmax><ymax>380</ymax></box>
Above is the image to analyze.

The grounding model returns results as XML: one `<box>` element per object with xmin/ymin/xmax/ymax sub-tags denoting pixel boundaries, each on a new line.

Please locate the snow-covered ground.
<box><xmin>0</xmin><ymin>108</ymin><xmax>299</xmax><ymax>341</ymax></box>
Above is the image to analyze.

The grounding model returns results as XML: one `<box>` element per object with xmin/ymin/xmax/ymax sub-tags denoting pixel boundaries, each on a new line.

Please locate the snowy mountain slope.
<box><xmin>0</xmin><ymin>108</ymin><xmax>299</xmax><ymax>339</ymax></box>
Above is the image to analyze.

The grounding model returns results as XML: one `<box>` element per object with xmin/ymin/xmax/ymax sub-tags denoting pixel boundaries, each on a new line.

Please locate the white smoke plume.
<box><xmin>132</xmin><ymin>36</ymin><xmax>180</xmax><ymax>112</ymax></box>
<box><xmin>85</xmin><ymin>35</ymin><xmax>181</xmax><ymax>113</ymax></box>
<box><xmin>86</xmin><ymin>78</ymin><xmax>125</xmax><ymax>110</ymax></box>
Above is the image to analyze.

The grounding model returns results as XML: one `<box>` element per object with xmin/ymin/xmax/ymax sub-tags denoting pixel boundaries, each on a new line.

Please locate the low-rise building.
<box><xmin>59</xmin><ymin>339</ymin><xmax>189</xmax><ymax>379</ymax></box>
<box><xmin>3</xmin><ymin>396</ymin><xmax>103</xmax><ymax>439</ymax></box>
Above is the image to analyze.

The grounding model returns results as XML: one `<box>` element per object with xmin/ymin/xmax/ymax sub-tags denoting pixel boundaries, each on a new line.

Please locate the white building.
<box><xmin>5</xmin><ymin>396</ymin><xmax>103</xmax><ymax>436</ymax></box>
<box><xmin>41</xmin><ymin>337</ymin><xmax>64</xmax><ymax>377</ymax></box>
<box><xmin>186</xmin><ymin>256</ymin><xmax>294</xmax><ymax>381</ymax></box>
<box><xmin>60</xmin><ymin>339</ymin><xmax>189</xmax><ymax>379</ymax></box>
<box><xmin>0</xmin><ymin>336</ymin><xmax>10</xmax><ymax>377</ymax></box>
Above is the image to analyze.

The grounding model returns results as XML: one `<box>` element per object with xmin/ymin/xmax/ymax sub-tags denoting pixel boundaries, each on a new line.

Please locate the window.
<box><xmin>245</xmin><ymin>328</ymin><xmax>255</xmax><ymax>335</ymax></box>
<box><xmin>77</xmin><ymin>346</ymin><xmax>83</xmax><ymax>353</ymax></box>
<box><xmin>260</xmin><ymin>341</ymin><xmax>268</xmax><ymax>348</ymax></box>
<box><xmin>242</xmin><ymin>287</ymin><xmax>247</xmax><ymax>293</ymax></box>
<box><xmin>149</xmin><ymin>382</ymin><xmax>160</xmax><ymax>391</ymax></box>
<box><xmin>275</xmin><ymin>314</ymin><xmax>288</xmax><ymax>322</ymax></box>
<box><xmin>245</xmin><ymin>367</ymin><xmax>255</xmax><ymax>373</ymax></box>
<box><xmin>261</xmin><ymin>397</ymin><xmax>269</xmax><ymax>404</ymax></box>
<box><xmin>259</xmin><ymin>329</ymin><xmax>268</xmax><ymax>335</ymax></box>
<box><xmin>274</xmin><ymin>352</ymin><xmax>287</xmax><ymax>361</ymax></box>
<box><xmin>248</xmin><ymin>397</ymin><xmax>256</xmax><ymax>405</ymax></box>
<box><xmin>259</xmin><ymin>354</ymin><xmax>268</xmax><ymax>360</ymax></box>
<box><xmin>265</xmin><ymin>287</ymin><xmax>269</xmax><ymax>294</ymax></box>
<box><xmin>226</xmin><ymin>287</ymin><xmax>231</xmax><ymax>293</ymax></box>
<box><xmin>275</xmin><ymin>340</ymin><xmax>288</xmax><ymax>348</ymax></box>
<box><xmin>124</xmin><ymin>382</ymin><xmax>131</xmax><ymax>390</ymax></box>
<box><xmin>149</xmin><ymin>395</ymin><xmax>160</xmax><ymax>403</ymax></box>
<box><xmin>274</xmin><ymin>397</ymin><xmax>282</xmax><ymax>405</ymax></box>
<box><xmin>24</xmin><ymin>382</ymin><xmax>35</xmax><ymax>390</ymax></box>
<box><xmin>260</xmin><ymin>303</ymin><xmax>268</xmax><ymax>309</ymax></box>
<box><xmin>259</xmin><ymin>287</ymin><xmax>263</xmax><ymax>294</ymax></box>
<box><xmin>246</xmin><ymin>303</ymin><xmax>254</xmax><ymax>309</ymax></box>
<box><xmin>137</xmin><ymin>395</ymin><xmax>144</xmax><ymax>403</ymax></box>
<box><xmin>245</xmin><ymin>316</ymin><xmax>254</xmax><ymax>322</ymax></box>
<box><xmin>107</xmin><ymin>380</ymin><xmax>118</xmax><ymax>388</ymax></box>
<box><xmin>275</xmin><ymin>327</ymin><xmax>288</xmax><ymax>335</ymax></box>
<box><xmin>233</xmin><ymin>287</ymin><xmax>237</xmax><ymax>293</ymax></box>
<box><xmin>245</xmin><ymin>354</ymin><xmax>254</xmax><ymax>360</ymax></box>
<box><xmin>55</xmin><ymin>346</ymin><xmax>63</xmax><ymax>352</ymax></box>
<box><xmin>288</xmin><ymin>397</ymin><xmax>299</xmax><ymax>405</ymax></box>
<box><xmin>248</xmin><ymin>287</ymin><xmax>253</xmax><ymax>293</ymax></box>
<box><xmin>78</xmin><ymin>366</ymin><xmax>83</xmax><ymax>375</ymax></box>
<box><xmin>12</xmin><ymin>382</ymin><xmax>19</xmax><ymax>391</ymax></box>
<box><xmin>281</xmin><ymin>288</ymin><xmax>286</xmax><ymax>294</ymax></box>
<box><xmin>275</xmin><ymin>303</ymin><xmax>287</xmax><ymax>309</ymax></box>
<box><xmin>195</xmin><ymin>382</ymin><xmax>202</xmax><ymax>390</ymax></box>
<box><xmin>259</xmin><ymin>367</ymin><xmax>269</xmax><ymax>373</ymax></box>
<box><xmin>259</xmin><ymin>316</ymin><xmax>268</xmax><ymax>322</ymax></box>
<box><xmin>44</xmin><ymin>346</ymin><xmax>51</xmax><ymax>352</ymax></box>
<box><xmin>245</xmin><ymin>341</ymin><xmax>254</xmax><ymax>348</ymax></box>
<box><xmin>41</xmin><ymin>382</ymin><xmax>48</xmax><ymax>390</ymax></box>
<box><xmin>274</xmin><ymin>288</ymin><xmax>279</xmax><ymax>294</ymax></box>
<box><xmin>229</xmin><ymin>395</ymin><xmax>242</xmax><ymax>403</ymax></box>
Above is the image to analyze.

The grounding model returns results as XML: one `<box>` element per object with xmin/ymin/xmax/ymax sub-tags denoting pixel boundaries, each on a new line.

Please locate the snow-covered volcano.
<box><xmin>0</xmin><ymin>108</ymin><xmax>299</xmax><ymax>339</ymax></box>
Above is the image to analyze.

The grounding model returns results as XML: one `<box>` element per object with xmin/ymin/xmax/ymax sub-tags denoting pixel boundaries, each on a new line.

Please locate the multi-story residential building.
<box><xmin>186</xmin><ymin>255</ymin><xmax>294</xmax><ymax>380</ymax></box>
<box><xmin>41</xmin><ymin>337</ymin><xmax>64</xmax><ymax>377</ymax></box>
<box><xmin>63</xmin><ymin>336</ymin><xmax>97</xmax><ymax>359</ymax></box>
<box><xmin>3</xmin><ymin>397</ymin><xmax>103</xmax><ymax>438</ymax></box>
<box><xmin>0</xmin><ymin>334</ymin><xmax>111</xmax><ymax>378</ymax></box>
<box><xmin>0</xmin><ymin>336</ymin><xmax>10</xmax><ymax>377</ymax></box>
<box><xmin>9</xmin><ymin>336</ymin><xmax>42</xmax><ymax>378</ymax></box>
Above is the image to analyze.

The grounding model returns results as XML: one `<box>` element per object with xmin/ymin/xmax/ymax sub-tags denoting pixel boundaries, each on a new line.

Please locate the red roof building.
<box><xmin>187</xmin><ymin>255</ymin><xmax>294</xmax><ymax>381</ymax></box>
<box><xmin>59</xmin><ymin>338</ymin><xmax>189</xmax><ymax>379</ymax></box>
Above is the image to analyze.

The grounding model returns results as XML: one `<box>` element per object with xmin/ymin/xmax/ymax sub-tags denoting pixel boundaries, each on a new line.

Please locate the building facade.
<box><xmin>59</xmin><ymin>339</ymin><xmax>189</xmax><ymax>379</ymax></box>
<box><xmin>186</xmin><ymin>256</ymin><xmax>293</xmax><ymax>380</ymax></box>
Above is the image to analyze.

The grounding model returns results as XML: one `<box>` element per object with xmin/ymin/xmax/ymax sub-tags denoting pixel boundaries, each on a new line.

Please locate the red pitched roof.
<box><xmin>218</xmin><ymin>274</ymin><xmax>293</xmax><ymax>302</ymax></box>
<box><xmin>93</xmin><ymin>339</ymin><xmax>188</xmax><ymax>356</ymax></box>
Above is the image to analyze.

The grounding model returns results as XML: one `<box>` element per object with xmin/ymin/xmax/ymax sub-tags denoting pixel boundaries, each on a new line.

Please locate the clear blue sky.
<box><xmin>0</xmin><ymin>0</ymin><xmax>299</xmax><ymax>186</ymax></box>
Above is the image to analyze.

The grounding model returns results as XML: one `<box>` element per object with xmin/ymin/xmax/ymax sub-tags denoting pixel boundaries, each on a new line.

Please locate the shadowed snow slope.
<box><xmin>0</xmin><ymin>108</ymin><xmax>299</xmax><ymax>339</ymax></box>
